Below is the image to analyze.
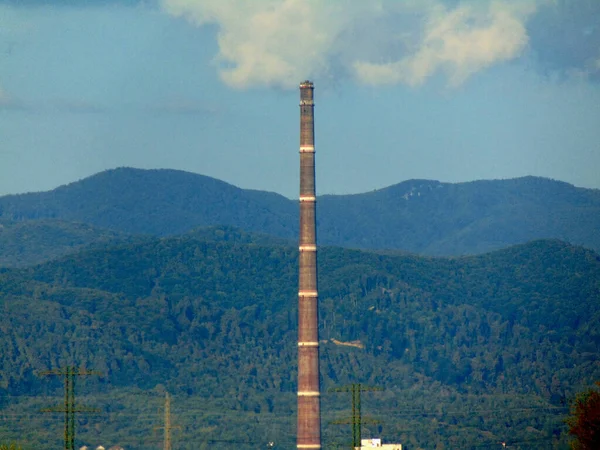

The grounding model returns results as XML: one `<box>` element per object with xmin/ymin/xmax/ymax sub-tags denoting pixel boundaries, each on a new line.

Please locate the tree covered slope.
<box><xmin>0</xmin><ymin>235</ymin><xmax>598</xmax><ymax>448</ymax></box>
<box><xmin>0</xmin><ymin>219</ymin><xmax>134</xmax><ymax>268</ymax></box>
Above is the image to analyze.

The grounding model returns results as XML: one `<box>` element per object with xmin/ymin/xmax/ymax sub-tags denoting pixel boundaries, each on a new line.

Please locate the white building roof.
<box><xmin>360</xmin><ymin>438</ymin><xmax>402</xmax><ymax>450</ymax></box>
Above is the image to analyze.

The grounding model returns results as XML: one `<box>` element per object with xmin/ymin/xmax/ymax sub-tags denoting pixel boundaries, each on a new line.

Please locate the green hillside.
<box><xmin>318</xmin><ymin>176</ymin><xmax>600</xmax><ymax>255</ymax></box>
<box><xmin>0</xmin><ymin>168</ymin><xmax>297</xmax><ymax>238</ymax></box>
<box><xmin>0</xmin><ymin>219</ymin><xmax>135</xmax><ymax>268</ymax></box>
<box><xmin>1</xmin><ymin>235</ymin><xmax>598</xmax><ymax>449</ymax></box>
<box><xmin>0</xmin><ymin>168</ymin><xmax>598</xmax><ymax>263</ymax></box>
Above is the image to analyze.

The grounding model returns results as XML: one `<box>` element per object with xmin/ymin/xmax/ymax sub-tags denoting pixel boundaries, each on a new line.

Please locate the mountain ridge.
<box><xmin>0</xmin><ymin>167</ymin><xmax>598</xmax><ymax>264</ymax></box>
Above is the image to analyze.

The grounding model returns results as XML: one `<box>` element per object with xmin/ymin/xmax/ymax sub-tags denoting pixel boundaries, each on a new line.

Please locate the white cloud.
<box><xmin>161</xmin><ymin>0</ymin><xmax>541</xmax><ymax>89</ymax></box>
<box><xmin>355</xmin><ymin>1</ymin><xmax>537</xmax><ymax>87</ymax></box>
<box><xmin>162</xmin><ymin>0</ymin><xmax>370</xmax><ymax>89</ymax></box>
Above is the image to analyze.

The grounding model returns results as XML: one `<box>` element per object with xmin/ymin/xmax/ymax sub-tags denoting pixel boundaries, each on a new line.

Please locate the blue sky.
<box><xmin>1</xmin><ymin>0</ymin><xmax>599</xmax><ymax>198</ymax></box>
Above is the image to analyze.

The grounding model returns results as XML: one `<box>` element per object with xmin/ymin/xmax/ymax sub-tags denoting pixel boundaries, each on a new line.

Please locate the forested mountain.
<box><xmin>1</xmin><ymin>234</ymin><xmax>598</xmax><ymax>449</ymax></box>
<box><xmin>0</xmin><ymin>168</ymin><xmax>296</xmax><ymax>239</ymax></box>
<box><xmin>0</xmin><ymin>168</ymin><xmax>598</xmax><ymax>262</ymax></box>
<box><xmin>318</xmin><ymin>176</ymin><xmax>600</xmax><ymax>255</ymax></box>
<box><xmin>0</xmin><ymin>219</ymin><xmax>136</xmax><ymax>267</ymax></box>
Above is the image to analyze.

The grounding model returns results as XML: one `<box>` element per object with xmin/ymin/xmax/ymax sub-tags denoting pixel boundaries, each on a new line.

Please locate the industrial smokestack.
<box><xmin>297</xmin><ymin>80</ymin><xmax>321</xmax><ymax>449</ymax></box>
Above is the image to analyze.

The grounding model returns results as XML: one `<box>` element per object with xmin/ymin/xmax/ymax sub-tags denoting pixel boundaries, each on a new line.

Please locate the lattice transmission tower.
<box><xmin>154</xmin><ymin>392</ymin><xmax>181</xmax><ymax>450</ymax></box>
<box><xmin>330</xmin><ymin>383</ymin><xmax>383</xmax><ymax>449</ymax></box>
<box><xmin>40</xmin><ymin>366</ymin><xmax>101</xmax><ymax>450</ymax></box>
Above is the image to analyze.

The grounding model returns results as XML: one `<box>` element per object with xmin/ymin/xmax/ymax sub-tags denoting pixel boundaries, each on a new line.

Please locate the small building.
<box><xmin>358</xmin><ymin>438</ymin><xmax>402</xmax><ymax>450</ymax></box>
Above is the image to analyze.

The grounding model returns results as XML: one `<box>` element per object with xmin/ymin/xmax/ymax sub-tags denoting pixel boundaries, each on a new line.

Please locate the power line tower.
<box><xmin>154</xmin><ymin>392</ymin><xmax>181</xmax><ymax>450</ymax></box>
<box><xmin>330</xmin><ymin>383</ymin><xmax>383</xmax><ymax>449</ymax></box>
<box><xmin>40</xmin><ymin>366</ymin><xmax>101</xmax><ymax>450</ymax></box>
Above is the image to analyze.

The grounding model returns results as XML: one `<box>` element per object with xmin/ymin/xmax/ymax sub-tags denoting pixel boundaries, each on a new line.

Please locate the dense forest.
<box><xmin>1</xmin><ymin>168</ymin><xmax>599</xmax><ymax>263</ymax></box>
<box><xmin>1</xmin><ymin>231</ymin><xmax>599</xmax><ymax>449</ymax></box>
<box><xmin>0</xmin><ymin>219</ymin><xmax>135</xmax><ymax>268</ymax></box>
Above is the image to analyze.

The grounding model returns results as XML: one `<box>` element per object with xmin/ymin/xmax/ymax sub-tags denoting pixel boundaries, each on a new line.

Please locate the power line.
<box><xmin>0</xmin><ymin>404</ymin><xmax>568</xmax><ymax>420</ymax></box>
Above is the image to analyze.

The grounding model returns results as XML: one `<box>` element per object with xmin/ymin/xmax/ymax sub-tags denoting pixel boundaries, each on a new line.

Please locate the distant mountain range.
<box><xmin>0</xmin><ymin>168</ymin><xmax>598</xmax><ymax>267</ymax></box>
<box><xmin>1</xmin><ymin>167</ymin><xmax>599</xmax><ymax>448</ymax></box>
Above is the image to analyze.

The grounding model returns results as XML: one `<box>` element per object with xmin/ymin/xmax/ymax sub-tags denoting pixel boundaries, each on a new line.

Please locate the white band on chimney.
<box><xmin>298</xmin><ymin>290</ymin><xmax>318</xmax><ymax>297</ymax></box>
<box><xmin>298</xmin><ymin>341</ymin><xmax>319</xmax><ymax>347</ymax></box>
<box><xmin>299</xmin><ymin>195</ymin><xmax>316</xmax><ymax>202</ymax></box>
<box><xmin>300</xmin><ymin>146</ymin><xmax>315</xmax><ymax>153</ymax></box>
<box><xmin>298</xmin><ymin>391</ymin><xmax>321</xmax><ymax>397</ymax></box>
<box><xmin>297</xmin><ymin>445</ymin><xmax>321</xmax><ymax>449</ymax></box>
<box><xmin>299</xmin><ymin>245</ymin><xmax>317</xmax><ymax>251</ymax></box>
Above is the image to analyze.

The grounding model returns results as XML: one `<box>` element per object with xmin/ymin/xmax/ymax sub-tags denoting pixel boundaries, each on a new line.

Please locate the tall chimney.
<box><xmin>297</xmin><ymin>80</ymin><xmax>321</xmax><ymax>449</ymax></box>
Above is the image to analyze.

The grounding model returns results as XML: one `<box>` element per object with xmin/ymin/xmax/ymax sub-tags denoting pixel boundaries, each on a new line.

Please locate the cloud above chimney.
<box><xmin>161</xmin><ymin>0</ymin><xmax>544</xmax><ymax>89</ymax></box>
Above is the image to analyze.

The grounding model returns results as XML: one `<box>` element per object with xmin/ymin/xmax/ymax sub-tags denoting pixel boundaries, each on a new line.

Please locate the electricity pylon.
<box><xmin>154</xmin><ymin>392</ymin><xmax>181</xmax><ymax>450</ymax></box>
<box><xmin>40</xmin><ymin>366</ymin><xmax>101</xmax><ymax>450</ymax></box>
<box><xmin>330</xmin><ymin>383</ymin><xmax>383</xmax><ymax>449</ymax></box>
